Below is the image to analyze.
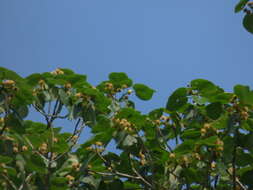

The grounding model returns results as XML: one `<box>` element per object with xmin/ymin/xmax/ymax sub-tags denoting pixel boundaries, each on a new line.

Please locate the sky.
<box><xmin>0</xmin><ymin>0</ymin><xmax>253</xmax><ymax>112</ymax></box>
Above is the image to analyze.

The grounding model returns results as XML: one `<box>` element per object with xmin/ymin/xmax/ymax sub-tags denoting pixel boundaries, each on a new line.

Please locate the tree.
<box><xmin>1</xmin><ymin>67</ymin><xmax>253</xmax><ymax>190</ymax></box>
<box><xmin>235</xmin><ymin>0</ymin><xmax>253</xmax><ymax>34</ymax></box>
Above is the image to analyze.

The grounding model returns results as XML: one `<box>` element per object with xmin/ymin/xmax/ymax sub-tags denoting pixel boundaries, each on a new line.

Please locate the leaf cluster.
<box><xmin>1</xmin><ymin>68</ymin><xmax>253</xmax><ymax>190</ymax></box>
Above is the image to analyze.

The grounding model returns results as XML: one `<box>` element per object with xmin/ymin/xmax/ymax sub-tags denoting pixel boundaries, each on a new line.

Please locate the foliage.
<box><xmin>1</xmin><ymin>67</ymin><xmax>253</xmax><ymax>190</ymax></box>
<box><xmin>235</xmin><ymin>0</ymin><xmax>253</xmax><ymax>34</ymax></box>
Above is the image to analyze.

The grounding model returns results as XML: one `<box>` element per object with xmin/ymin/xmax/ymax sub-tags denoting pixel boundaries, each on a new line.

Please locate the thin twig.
<box><xmin>0</xmin><ymin>92</ymin><xmax>11</xmax><ymax>136</ymax></box>
<box><xmin>226</xmin><ymin>169</ymin><xmax>247</xmax><ymax>190</ymax></box>
<box><xmin>33</xmin><ymin>104</ymin><xmax>67</xmax><ymax>119</ymax></box>
<box><xmin>156</xmin><ymin>127</ymin><xmax>173</xmax><ymax>152</ymax></box>
<box><xmin>90</xmin><ymin>170</ymin><xmax>146</xmax><ymax>181</ymax></box>
<box><xmin>53</xmin><ymin>121</ymin><xmax>86</xmax><ymax>162</ymax></box>
<box><xmin>129</xmin><ymin>154</ymin><xmax>153</xmax><ymax>188</ymax></box>
<box><xmin>2</xmin><ymin>174</ymin><xmax>18</xmax><ymax>190</ymax></box>
<box><xmin>18</xmin><ymin>173</ymin><xmax>34</xmax><ymax>190</ymax></box>
<box><xmin>232</xmin><ymin>129</ymin><xmax>238</xmax><ymax>190</ymax></box>
<box><xmin>67</xmin><ymin>118</ymin><xmax>81</xmax><ymax>142</ymax></box>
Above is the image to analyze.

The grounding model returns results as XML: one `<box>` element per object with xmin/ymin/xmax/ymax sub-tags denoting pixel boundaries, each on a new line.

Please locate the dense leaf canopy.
<box><xmin>1</xmin><ymin>66</ymin><xmax>253</xmax><ymax>190</ymax></box>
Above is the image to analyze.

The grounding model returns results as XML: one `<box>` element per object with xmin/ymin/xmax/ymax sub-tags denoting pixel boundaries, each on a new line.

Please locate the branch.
<box><xmin>232</xmin><ymin>129</ymin><xmax>239</xmax><ymax>190</ymax></box>
<box><xmin>156</xmin><ymin>127</ymin><xmax>173</xmax><ymax>152</ymax></box>
<box><xmin>94</xmin><ymin>149</ymin><xmax>152</xmax><ymax>188</ymax></box>
<box><xmin>18</xmin><ymin>173</ymin><xmax>34</xmax><ymax>190</ymax></box>
<box><xmin>129</xmin><ymin>154</ymin><xmax>153</xmax><ymax>188</ymax></box>
<box><xmin>53</xmin><ymin>121</ymin><xmax>86</xmax><ymax>162</ymax></box>
<box><xmin>226</xmin><ymin>169</ymin><xmax>247</xmax><ymax>190</ymax></box>
<box><xmin>67</xmin><ymin>118</ymin><xmax>81</xmax><ymax>142</ymax></box>
<box><xmin>90</xmin><ymin>170</ymin><xmax>145</xmax><ymax>180</ymax></box>
<box><xmin>0</xmin><ymin>91</ymin><xmax>11</xmax><ymax>136</ymax></box>
<box><xmin>2</xmin><ymin>174</ymin><xmax>18</xmax><ymax>190</ymax></box>
<box><xmin>33</xmin><ymin>104</ymin><xmax>68</xmax><ymax>119</ymax></box>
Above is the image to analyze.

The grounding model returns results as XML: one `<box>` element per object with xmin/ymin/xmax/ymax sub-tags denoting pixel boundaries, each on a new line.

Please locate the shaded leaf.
<box><xmin>166</xmin><ymin>88</ymin><xmax>188</xmax><ymax>111</ymax></box>
<box><xmin>0</xmin><ymin>155</ymin><xmax>13</xmax><ymax>164</ymax></box>
<box><xmin>109</xmin><ymin>72</ymin><xmax>133</xmax><ymax>87</ymax></box>
<box><xmin>206</xmin><ymin>102</ymin><xmax>223</xmax><ymax>120</ymax></box>
<box><xmin>122</xmin><ymin>135</ymin><xmax>137</xmax><ymax>147</ymax></box>
<box><xmin>243</xmin><ymin>13</ymin><xmax>253</xmax><ymax>34</ymax></box>
<box><xmin>235</xmin><ymin>0</ymin><xmax>249</xmax><ymax>13</ymax></box>
<box><xmin>234</xmin><ymin>85</ymin><xmax>253</xmax><ymax>106</ymax></box>
<box><xmin>133</xmin><ymin>83</ymin><xmax>155</xmax><ymax>101</ymax></box>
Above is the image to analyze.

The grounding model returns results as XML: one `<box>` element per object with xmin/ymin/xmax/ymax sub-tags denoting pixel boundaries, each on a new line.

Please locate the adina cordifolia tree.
<box><xmin>1</xmin><ymin>2</ymin><xmax>253</xmax><ymax>190</ymax></box>
<box><xmin>1</xmin><ymin>66</ymin><xmax>253</xmax><ymax>190</ymax></box>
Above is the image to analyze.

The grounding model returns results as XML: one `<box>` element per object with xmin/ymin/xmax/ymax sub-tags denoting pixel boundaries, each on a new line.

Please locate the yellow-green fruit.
<box><xmin>13</xmin><ymin>147</ymin><xmax>19</xmax><ymax>153</ymax></box>
<box><xmin>169</xmin><ymin>153</ymin><xmax>176</xmax><ymax>159</ymax></box>
<box><xmin>22</xmin><ymin>145</ymin><xmax>28</xmax><ymax>151</ymax></box>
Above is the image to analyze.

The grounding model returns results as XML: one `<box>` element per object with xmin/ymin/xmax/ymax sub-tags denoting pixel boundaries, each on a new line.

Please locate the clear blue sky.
<box><xmin>1</xmin><ymin>0</ymin><xmax>253</xmax><ymax>112</ymax></box>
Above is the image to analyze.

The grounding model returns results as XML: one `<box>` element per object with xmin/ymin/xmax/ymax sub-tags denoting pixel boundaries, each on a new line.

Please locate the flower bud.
<box><xmin>95</xmin><ymin>141</ymin><xmax>103</xmax><ymax>146</ymax></box>
<box><xmin>169</xmin><ymin>153</ymin><xmax>176</xmax><ymax>159</ymax></box>
<box><xmin>21</xmin><ymin>145</ymin><xmax>28</xmax><ymax>151</ymax></box>
<box><xmin>127</xmin><ymin>89</ymin><xmax>132</xmax><ymax>95</ymax></box>
<box><xmin>13</xmin><ymin>147</ymin><xmax>18</xmax><ymax>153</ymax></box>
<box><xmin>3</xmin><ymin>80</ymin><xmax>15</xmax><ymax>86</ymax></box>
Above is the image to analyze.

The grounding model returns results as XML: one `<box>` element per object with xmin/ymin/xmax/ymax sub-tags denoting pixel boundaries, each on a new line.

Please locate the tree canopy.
<box><xmin>0</xmin><ymin>2</ymin><xmax>253</xmax><ymax>189</ymax></box>
<box><xmin>1</xmin><ymin>67</ymin><xmax>253</xmax><ymax>190</ymax></box>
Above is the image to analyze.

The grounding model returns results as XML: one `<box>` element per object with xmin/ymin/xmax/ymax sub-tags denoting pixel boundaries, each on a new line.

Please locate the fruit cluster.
<box><xmin>51</xmin><ymin>68</ymin><xmax>64</xmax><ymax>75</ymax></box>
<box><xmin>86</xmin><ymin>141</ymin><xmax>105</xmax><ymax>153</ymax></box>
<box><xmin>113</xmin><ymin>118</ymin><xmax>134</xmax><ymax>133</ymax></box>
<box><xmin>200</xmin><ymin>123</ymin><xmax>218</xmax><ymax>137</ymax></box>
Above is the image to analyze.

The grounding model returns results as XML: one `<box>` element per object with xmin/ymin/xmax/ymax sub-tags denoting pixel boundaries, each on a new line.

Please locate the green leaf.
<box><xmin>109</xmin><ymin>72</ymin><xmax>133</xmax><ymax>87</ymax></box>
<box><xmin>92</xmin><ymin>115</ymin><xmax>113</xmax><ymax>134</ymax></box>
<box><xmin>117</xmin><ymin>108</ymin><xmax>147</xmax><ymax>129</ymax></box>
<box><xmin>133</xmin><ymin>83</ymin><xmax>155</xmax><ymax>101</ymax></box>
<box><xmin>0</xmin><ymin>155</ymin><xmax>13</xmax><ymax>164</ymax></box>
<box><xmin>124</xmin><ymin>181</ymin><xmax>141</xmax><ymax>189</ymax></box>
<box><xmin>212</xmin><ymin>114</ymin><xmax>229</xmax><ymax>129</ymax></box>
<box><xmin>205</xmin><ymin>102</ymin><xmax>223</xmax><ymax>120</ymax></box>
<box><xmin>191</xmin><ymin>79</ymin><xmax>221</xmax><ymax>98</ymax></box>
<box><xmin>94</xmin><ymin>94</ymin><xmax>111</xmax><ymax>113</ymax></box>
<box><xmin>81</xmin><ymin>176</ymin><xmax>100</xmax><ymax>189</ymax></box>
<box><xmin>65</xmin><ymin>74</ymin><xmax>87</xmax><ymax>87</ymax></box>
<box><xmin>166</xmin><ymin>88</ymin><xmax>188</xmax><ymax>111</ymax></box>
<box><xmin>210</xmin><ymin>92</ymin><xmax>234</xmax><ymax>104</ymax></box>
<box><xmin>236</xmin><ymin>149</ymin><xmax>253</xmax><ymax>167</ymax></box>
<box><xmin>26</xmin><ymin>154</ymin><xmax>46</xmax><ymax>174</ymax></box>
<box><xmin>122</xmin><ymin>135</ymin><xmax>138</xmax><ymax>147</ymax></box>
<box><xmin>148</xmin><ymin>108</ymin><xmax>164</xmax><ymax>120</ymax></box>
<box><xmin>192</xmin><ymin>96</ymin><xmax>208</xmax><ymax>105</ymax></box>
<box><xmin>52</xmin><ymin>140</ymin><xmax>69</xmax><ymax>154</ymax></box>
<box><xmin>51</xmin><ymin>177</ymin><xmax>68</xmax><ymax>190</ymax></box>
<box><xmin>197</xmin><ymin>136</ymin><xmax>218</xmax><ymax>146</ymax></box>
<box><xmin>59</xmin><ymin>68</ymin><xmax>75</xmax><ymax>75</ymax></box>
<box><xmin>181</xmin><ymin>129</ymin><xmax>201</xmax><ymax>140</ymax></box>
<box><xmin>15</xmin><ymin>105</ymin><xmax>29</xmax><ymax>119</ymax></box>
<box><xmin>25</xmin><ymin>73</ymin><xmax>43</xmax><ymax>86</ymax></box>
<box><xmin>0</xmin><ymin>67</ymin><xmax>23</xmax><ymax>81</ymax></box>
<box><xmin>6</xmin><ymin>114</ymin><xmax>25</xmax><ymax>134</ymax></box>
<box><xmin>182</xmin><ymin>168</ymin><xmax>199</xmax><ymax>183</ymax></box>
<box><xmin>234</xmin><ymin>85</ymin><xmax>253</xmax><ymax>106</ymax></box>
<box><xmin>243</xmin><ymin>13</ymin><xmax>253</xmax><ymax>34</ymax></box>
<box><xmin>223</xmin><ymin>136</ymin><xmax>234</xmax><ymax>162</ymax></box>
<box><xmin>174</xmin><ymin>140</ymin><xmax>195</xmax><ymax>155</ymax></box>
<box><xmin>235</xmin><ymin>0</ymin><xmax>249</xmax><ymax>13</ymax></box>
<box><xmin>4</xmin><ymin>167</ymin><xmax>17</xmax><ymax>176</ymax></box>
<box><xmin>83</xmin><ymin>105</ymin><xmax>96</xmax><ymax>126</ymax></box>
<box><xmin>24</xmin><ymin>120</ymin><xmax>47</xmax><ymax>133</ymax></box>
<box><xmin>240</xmin><ymin>168</ymin><xmax>253</xmax><ymax>186</ymax></box>
<box><xmin>108</xmin><ymin>179</ymin><xmax>124</xmax><ymax>189</ymax></box>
